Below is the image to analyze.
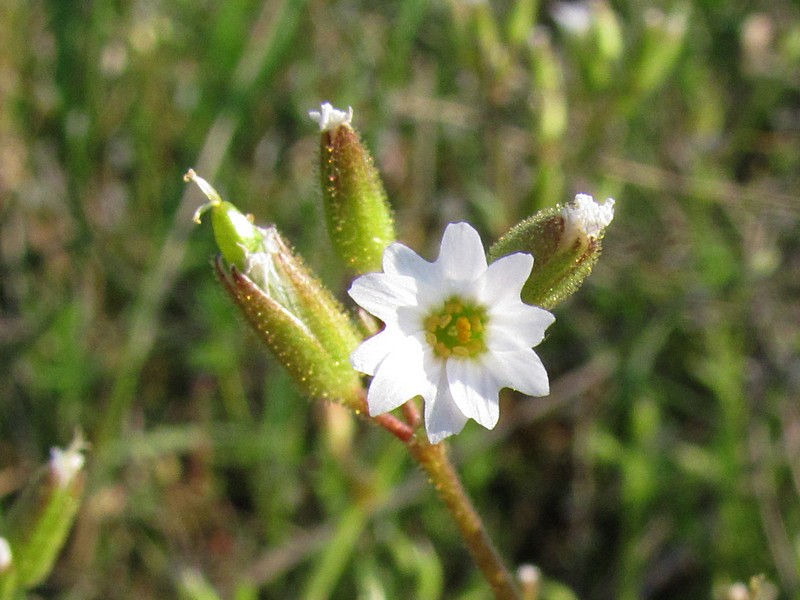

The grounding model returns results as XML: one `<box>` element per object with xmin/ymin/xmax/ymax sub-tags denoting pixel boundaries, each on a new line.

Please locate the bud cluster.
<box><xmin>187</xmin><ymin>103</ymin><xmax>614</xmax><ymax>415</ymax></box>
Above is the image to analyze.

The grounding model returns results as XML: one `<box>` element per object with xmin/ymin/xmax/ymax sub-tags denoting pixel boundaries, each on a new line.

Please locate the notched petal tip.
<box><xmin>424</xmin><ymin>390</ymin><xmax>469</xmax><ymax>444</ymax></box>
<box><xmin>437</xmin><ymin>222</ymin><xmax>488</xmax><ymax>281</ymax></box>
<box><xmin>308</xmin><ymin>102</ymin><xmax>354</xmax><ymax>132</ymax></box>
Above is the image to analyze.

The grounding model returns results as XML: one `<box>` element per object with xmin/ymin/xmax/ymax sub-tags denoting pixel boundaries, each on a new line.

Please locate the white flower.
<box><xmin>562</xmin><ymin>193</ymin><xmax>615</xmax><ymax>239</ymax></box>
<box><xmin>348</xmin><ymin>222</ymin><xmax>555</xmax><ymax>443</ymax></box>
<box><xmin>516</xmin><ymin>564</ymin><xmax>541</xmax><ymax>587</ymax></box>
<box><xmin>551</xmin><ymin>2</ymin><xmax>592</xmax><ymax>35</ymax></box>
<box><xmin>49</xmin><ymin>433</ymin><xmax>87</xmax><ymax>488</ymax></box>
<box><xmin>0</xmin><ymin>538</ymin><xmax>11</xmax><ymax>572</ymax></box>
<box><xmin>308</xmin><ymin>102</ymin><xmax>353</xmax><ymax>132</ymax></box>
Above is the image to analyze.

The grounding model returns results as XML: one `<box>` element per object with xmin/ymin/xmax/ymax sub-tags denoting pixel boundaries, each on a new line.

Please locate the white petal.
<box><xmin>350</xmin><ymin>328</ymin><xmax>402</xmax><ymax>376</ymax></box>
<box><xmin>383</xmin><ymin>242</ymin><xmax>438</xmax><ymax>283</ymax></box>
<box><xmin>447</xmin><ymin>359</ymin><xmax>501</xmax><ymax>429</ymax></box>
<box><xmin>367</xmin><ymin>333</ymin><xmax>432</xmax><ymax>415</ymax></box>
<box><xmin>478</xmin><ymin>253</ymin><xmax>533</xmax><ymax>304</ymax></box>
<box><xmin>484</xmin><ymin>349</ymin><xmax>550</xmax><ymax>397</ymax></box>
<box><xmin>424</xmin><ymin>371</ymin><xmax>469</xmax><ymax>444</ymax></box>
<box><xmin>392</xmin><ymin>306</ymin><xmax>421</xmax><ymax>334</ymax></box>
<box><xmin>0</xmin><ymin>538</ymin><xmax>10</xmax><ymax>571</ymax></box>
<box><xmin>49</xmin><ymin>440</ymin><xmax>86</xmax><ymax>488</ymax></box>
<box><xmin>435</xmin><ymin>223</ymin><xmax>487</xmax><ymax>283</ymax></box>
<box><xmin>487</xmin><ymin>304</ymin><xmax>555</xmax><ymax>350</ymax></box>
<box><xmin>552</xmin><ymin>2</ymin><xmax>592</xmax><ymax>34</ymax></box>
<box><xmin>348</xmin><ymin>273</ymin><xmax>418</xmax><ymax>323</ymax></box>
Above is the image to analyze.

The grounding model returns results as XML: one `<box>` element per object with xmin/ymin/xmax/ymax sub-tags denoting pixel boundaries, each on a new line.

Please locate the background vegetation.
<box><xmin>1</xmin><ymin>0</ymin><xmax>799</xmax><ymax>598</ymax></box>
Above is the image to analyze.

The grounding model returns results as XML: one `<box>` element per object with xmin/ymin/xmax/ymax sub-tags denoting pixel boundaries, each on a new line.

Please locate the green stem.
<box><xmin>406</xmin><ymin>436</ymin><xmax>521</xmax><ymax>600</ymax></box>
<box><xmin>360</xmin><ymin>390</ymin><xmax>517</xmax><ymax>597</ymax></box>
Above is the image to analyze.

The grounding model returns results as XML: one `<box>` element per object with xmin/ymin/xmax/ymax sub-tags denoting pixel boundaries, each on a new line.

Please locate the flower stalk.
<box><xmin>407</xmin><ymin>436</ymin><xmax>521</xmax><ymax>600</ymax></box>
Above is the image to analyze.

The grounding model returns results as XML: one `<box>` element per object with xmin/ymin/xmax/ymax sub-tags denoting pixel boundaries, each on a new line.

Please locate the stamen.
<box><xmin>423</xmin><ymin>296</ymin><xmax>488</xmax><ymax>359</ymax></box>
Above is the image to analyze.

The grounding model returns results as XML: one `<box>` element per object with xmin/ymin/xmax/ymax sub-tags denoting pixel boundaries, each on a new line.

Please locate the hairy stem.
<box><xmin>406</xmin><ymin>436</ymin><xmax>521</xmax><ymax>600</ymax></box>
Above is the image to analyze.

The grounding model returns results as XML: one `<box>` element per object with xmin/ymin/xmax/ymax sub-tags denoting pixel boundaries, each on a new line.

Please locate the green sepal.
<box><xmin>262</xmin><ymin>229</ymin><xmax>362</xmax><ymax>366</ymax></box>
<box><xmin>319</xmin><ymin>124</ymin><xmax>395</xmax><ymax>274</ymax></box>
<box><xmin>4</xmin><ymin>467</ymin><xmax>83</xmax><ymax>589</ymax></box>
<box><xmin>215</xmin><ymin>257</ymin><xmax>362</xmax><ymax>407</ymax></box>
<box><xmin>488</xmin><ymin>207</ymin><xmax>603</xmax><ymax>309</ymax></box>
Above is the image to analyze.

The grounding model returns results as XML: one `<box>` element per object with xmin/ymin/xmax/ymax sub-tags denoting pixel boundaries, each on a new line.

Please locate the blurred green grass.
<box><xmin>1</xmin><ymin>0</ymin><xmax>799</xmax><ymax>598</ymax></box>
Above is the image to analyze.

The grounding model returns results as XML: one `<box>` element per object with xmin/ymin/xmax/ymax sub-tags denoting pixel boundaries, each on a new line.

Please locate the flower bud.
<box><xmin>187</xmin><ymin>169</ymin><xmax>364</xmax><ymax>403</ymax></box>
<box><xmin>591</xmin><ymin>1</ymin><xmax>623</xmax><ymax>65</ymax></box>
<box><xmin>178</xmin><ymin>568</ymin><xmax>222</xmax><ymax>600</ymax></box>
<box><xmin>185</xmin><ymin>169</ymin><xmax>264</xmax><ymax>271</ymax></box>
<box><xmin>529</xmin><ymin>29</ymin><xmax>568</xmax><ymax>144</ymax></box>
<box><xmin>552</xmin><ymin>1</ymin><xmax>623</xmax><ymax>90</ymax></box>
<box><xmin>488</xmin><ymin>194</ymin><xmax>615</xmax><ymax>309</ymax></box>
<box><xmin>5</xmin><ymin>434</ymin><xmax>86</xmax><ymax>589</ymax></box>
<box><xmin>309</xmin><ymin>103</ymin><xmax>395</xmax><ymax>274</ymax></box>
<box><xmin>630</xmin><ymin>6</ymin><xmax>689</xmax><ymax>95</ymax></box>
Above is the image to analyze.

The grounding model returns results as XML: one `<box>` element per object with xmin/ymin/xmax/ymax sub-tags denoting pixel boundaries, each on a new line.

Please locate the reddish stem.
<box><xmin>353</xmin><ymin>389</ymin><xmax>414</xmax><ymax>442</ymax></box>
<box><xmin>401</xmin><ymin>399</ymin><xmax>421</xmax><ymax>428</ymax></box>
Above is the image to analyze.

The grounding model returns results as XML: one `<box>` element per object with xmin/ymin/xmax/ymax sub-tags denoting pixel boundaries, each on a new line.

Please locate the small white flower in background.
<box><xmin>349</xmin><ymin>222</ymin><xmax>555</xmax><ymax>443</ymax></box>
<box><xmin>0</xmin><ymin>537</ymin><xmax>11</xmax><ymax>572</ymax></box>
<box><xmin>726</xmin><ymin>583</ymin><xmax>750</xmax><ymax>600</ymax></box>
<box><xmin>562</xmin><ymin>193</ymin><xmax>615</xmax><ymax>240</ymax></box>
<box><xmin>308</xmin><ymin>102</ymin><xmax>353</xmax><ymax>132</ymax></box>
<box><xmin>516</xmin><ymin>564</ymin><xmax>541</xmax><ymax>594</ymax></box>
<box><xmin>49</xmin><ymin>433</ymin><xmax>87</xmax><ymax>488</ymax></box>
<box><xmin>551</xmin><ymin>2</ymin><xmax>593</xmax><ymax>35</ymax></box>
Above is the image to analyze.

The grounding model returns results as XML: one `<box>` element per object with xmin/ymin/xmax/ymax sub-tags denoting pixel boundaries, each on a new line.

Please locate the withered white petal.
<box><xmin>562</xmin><ymin>194</ymin><xmax>615</xmax><ymax>239</ymax></box>
<box><xmin>308</xmin><ymin>102</ymin><xmax>353</xmax><ymax>132</ymax></box>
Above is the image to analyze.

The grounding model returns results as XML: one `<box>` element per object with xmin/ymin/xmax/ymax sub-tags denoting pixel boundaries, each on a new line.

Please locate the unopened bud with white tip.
<box><xmin>49</xmin><ymin>434</ymin><xmax>87</xmax><ymax>489</ymax></box>
<box><xmin>489</xmin><ymin>193</ymin><xmax>615</xmax><ymax>309</ymax></box>
<box><xmin>310</xmin><ymin>102</ymin><xmax>395</xmax><ymax>274</ymax></box>
<box><xmin>6</xmin><ymin>433</ymin><xmax>87</xmax><ymax>589</ymax></box>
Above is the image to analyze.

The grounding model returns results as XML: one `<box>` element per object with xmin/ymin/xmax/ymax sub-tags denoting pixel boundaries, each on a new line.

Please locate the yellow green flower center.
<box><xmin>423</xmin><ymin>296</ymin><xmax>488</xmax><ymax>359</ymax></box>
